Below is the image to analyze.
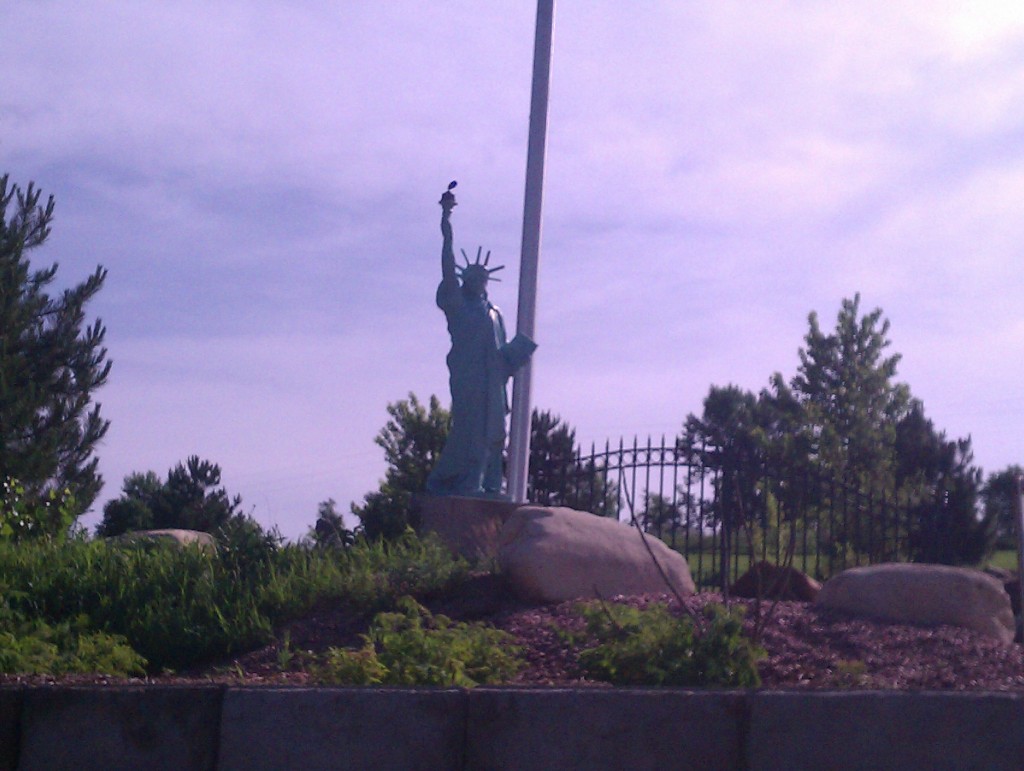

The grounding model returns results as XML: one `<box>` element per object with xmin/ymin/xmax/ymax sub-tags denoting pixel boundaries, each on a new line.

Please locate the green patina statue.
<box><xmin>426</xmin><ymin>184</ymin><xmax>536</xmax><ymax>497</ymax></box>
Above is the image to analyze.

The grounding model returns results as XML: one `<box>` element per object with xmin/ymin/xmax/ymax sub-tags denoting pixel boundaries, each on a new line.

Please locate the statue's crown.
<box><xmin>456</xmin><ymin>246</ymin><xmax>504</xmax><ymax>284</ymax></box>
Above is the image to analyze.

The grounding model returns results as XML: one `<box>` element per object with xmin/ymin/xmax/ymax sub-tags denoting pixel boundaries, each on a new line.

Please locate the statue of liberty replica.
<box><xmin>426</xmin><ymin>183</ymin><xmax>537</xmax><ymax>497</ymax></box>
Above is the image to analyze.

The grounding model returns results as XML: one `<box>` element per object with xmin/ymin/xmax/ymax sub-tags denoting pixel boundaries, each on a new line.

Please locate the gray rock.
<box><xmin>117</xmin><ymin>528</ymin><xmax>216</xmax><ymax>550</ymax></box>
<box><xmin>497</xmin><ymin>506</ymin><xmax>695</xmax><ymax>603</ymax></box>
<box><xmin>816</xmin><ymin>562</ymin><xmax>1015</xmax><ymax>645</ymax></box>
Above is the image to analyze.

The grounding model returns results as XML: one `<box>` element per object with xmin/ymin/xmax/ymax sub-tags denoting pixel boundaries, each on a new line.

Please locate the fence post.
<box><xmin>720</xmin><ymin>459</ymin><xmax>732</xmax><ymax>595</ymax></box>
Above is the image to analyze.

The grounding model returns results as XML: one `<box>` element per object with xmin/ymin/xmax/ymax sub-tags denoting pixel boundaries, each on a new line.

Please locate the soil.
<box><xmin>6</xmin><ymin>573</ymin><xmax>1024</xmax><ymax>690</ymax></box>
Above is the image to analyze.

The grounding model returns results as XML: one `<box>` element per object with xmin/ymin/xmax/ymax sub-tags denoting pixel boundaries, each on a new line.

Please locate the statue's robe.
<box><xmin>426</xmin><ymin>276</ymin><xmax>535</xmax><ymax>496</ymax></box>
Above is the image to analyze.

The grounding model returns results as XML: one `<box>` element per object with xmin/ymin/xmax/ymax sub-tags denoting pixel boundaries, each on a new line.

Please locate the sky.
<box><xmin>2</xmin><ymin>2</ymin><xmax>1023</xmax><ymax>540</ymax></box>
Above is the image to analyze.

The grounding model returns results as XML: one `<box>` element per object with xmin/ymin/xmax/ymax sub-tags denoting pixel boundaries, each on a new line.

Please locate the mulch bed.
<box><xmin>5</xmin><ymin>573</ymin><xmax>1024</xmax><ymax>690</ymax></box>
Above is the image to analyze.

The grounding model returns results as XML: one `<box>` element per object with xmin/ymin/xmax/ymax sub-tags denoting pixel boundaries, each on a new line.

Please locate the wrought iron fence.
<box><xmin>529</xmin><ymin>435</ymin><xmax>937</xmax><ymax>591</ymax></box>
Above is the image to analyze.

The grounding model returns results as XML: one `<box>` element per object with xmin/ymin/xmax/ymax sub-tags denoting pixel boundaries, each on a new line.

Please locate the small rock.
<box><xmin>730</xmin><ymin>561</ymin><xmax>821</xmax><ymax>602</ymax></box>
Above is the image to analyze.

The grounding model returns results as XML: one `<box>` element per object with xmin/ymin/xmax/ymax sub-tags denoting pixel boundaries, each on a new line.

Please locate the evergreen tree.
<box><xmin>97</xmin><ymin>456</ymin><xmax>242</xmax><ymax>536</ymax></box>
<box><xmin>309</xmin><ymin>498</ymin><xmax>354</xmax><ymax>548</ymax></box>
<box><xmin>895</xmin><ymin>405</ymin><xmax>994</xmax><ymax>564</ymax></box>
<box><xmin>528</xmin><ymin>409</ymin><xmax>618</xmax><ymax>517</ymax></box>
<box><xmin>0</xmin><ymin>175</ymin><xmax>111</xmax><ymax>516</ymax></box>
<box><xmin>981</xmin><ymin>465</ymin><xmax>1024</xmax><ymax>547</ymax></box>
<box><xmin>679</xmin><ymin>296</ymin><xmax>992</xmax><ymax>566</ymax></box>
<box><xmin>96</xmin><ymin>471</ymin><xmax>162</xmax><ymax>535</ymax></box>
<box><xmin>787</xmin><ymin>293</ymin><xmax>912</xmax><ymax>488</ymax></box>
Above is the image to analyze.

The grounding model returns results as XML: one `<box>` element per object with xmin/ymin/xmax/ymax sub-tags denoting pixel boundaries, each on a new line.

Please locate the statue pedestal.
<box><xmin>414</xmin><ymin>495</ymin><xmax>521</xmax><ymax>563</ymax></box>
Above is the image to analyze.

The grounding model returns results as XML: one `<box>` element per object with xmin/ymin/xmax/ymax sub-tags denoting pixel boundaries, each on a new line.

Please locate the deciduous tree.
<box><xmin>787</xmin><ymin>293</ymin><xmax>912</xmax><ymax>488</ymax></box>
<box><xmin>351</xmin><ymin>394</ymin><xmax>450</xmax><ymax>540</ymax></box>
<box><xmin>352</xmin><ymin>396</ymin><xmax>608</xmax><ymax>540</ymax></box>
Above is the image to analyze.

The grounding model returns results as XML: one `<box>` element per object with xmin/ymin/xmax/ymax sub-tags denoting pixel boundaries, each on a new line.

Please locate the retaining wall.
<box><xmin>2</xmin><ymin>686</ymin><xmax>1023</xmax><ymax>770</ymax></box>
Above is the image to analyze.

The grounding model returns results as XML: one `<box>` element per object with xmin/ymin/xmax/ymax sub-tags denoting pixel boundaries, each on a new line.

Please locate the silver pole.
<box><xmin>507</xmin><ymin>0</ymin><xmax>555</xmax><ymax>503</ymax></box>
<box><xmin>1014</xmin><ymin>472</ymin><xmax>1024</xmax><ymax>641</ymax></box>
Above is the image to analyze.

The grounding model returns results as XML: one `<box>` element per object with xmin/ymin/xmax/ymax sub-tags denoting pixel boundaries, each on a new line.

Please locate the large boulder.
<box><xmin>116</xmin><ymin>529</ymin><xmax>216</xmax><ymax>551</ymax></box>
<box><xmin>815</xmin><ymin>563</ymin><xmax>1015</xmax><ymax>645</ymax></box>
<box><xmin>729</xmin><ymin>561</ymin><xmax>821</xmax><ymax>602</ymax></box>
<box><xmin>985</xmin><ymin>567</ymin><xmax>1021</xmax><ymax>617</ymax></box>
<box><xmin>497</xmin><ymin>506</ymin><xmax>695</xmax><ymax>603</ymax></box>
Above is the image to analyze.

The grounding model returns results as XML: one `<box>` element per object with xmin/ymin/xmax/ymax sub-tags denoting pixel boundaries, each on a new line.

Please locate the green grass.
<box><xmin>985</xmin><ymin>549</ymin><xmax>1020</xmax><ymax>572</ymax></box>
<box><xmin>670</xmin><ymin>531</ymin><xmax>1024</xmax><ymax>589</ymax></box>
<box><xmin>0</xmin><ymin>531</ymin><xmax>469</xmax><ymax>673</ymax></box>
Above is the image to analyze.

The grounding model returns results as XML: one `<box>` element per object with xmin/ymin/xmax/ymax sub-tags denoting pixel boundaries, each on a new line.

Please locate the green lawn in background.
<box><xmin>674</xmin><ymin>545</ymin><xmax>1022</xmax><ymax>590</ymax></box>
<box><xmin>986</xmin><ymin>549</ymin><xmax>1020</xmax><ymax>572</ymax></box>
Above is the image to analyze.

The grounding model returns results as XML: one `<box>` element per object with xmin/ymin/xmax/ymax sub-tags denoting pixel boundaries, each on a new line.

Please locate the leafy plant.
<box><xmin>319</xmin><ymin>646</ymin><xmax>388</xmax><ymax>686</ymax></box>
<box><xmin>833</xmin><ymin>658</ymin><xmax>868</xmax><ymax>688</ymax></box>
<box><xmin>573</xmin><ymin>600</ymin><xmax>763</xmax><ymax>687</ymax></box>
<box><xmin>0</xmin><ymin>601</ymin><xmax>145</xmax><ymax>677</ymax></box>
<box><xmin>316</xmin><ymin>596</ymin><xmax>522</xmax><ymax>687</ymax></box>
<box><xmin>1</xmin><ymin>478</ymin><xmax>77</xmax><ymax>542</ymax></box>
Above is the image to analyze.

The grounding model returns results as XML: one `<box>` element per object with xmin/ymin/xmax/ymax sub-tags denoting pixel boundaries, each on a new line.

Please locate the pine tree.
<box><xmin>788</xmin><ymin>293</ymin><xmax>912</xmax><ymax>488</ymax></box>
<box><xmin>680</xmin><ymin>296</ymin><xmax>992</xmax><ymax>566</ymax></box>
<box><xmin>895</xmin><ymin>406</ymin><xmax>995</xmax><ymax>565</ymax></box>
<box><xmin>0</xmin><ymin>175</ymin><xmax>111</xmax><ymax>517</ymax></box>
<box><xmin>309</xmin><ymin>498</ymin><xmax>354</xmax><ymax>548</ymax></box>
<box><xmin>528</xmin><ymin>409</ymin><xmax>618</xmax><ymax>517</ymax></box>
<box><xmin>98</xmin><ymin>457</ymin><xmax>242</xmax><ymax>537</ymax></box>
<box><xmin>982</xmin><ymin>465</ymin><xmax>1024</xmax><ymax>547</ymax></box>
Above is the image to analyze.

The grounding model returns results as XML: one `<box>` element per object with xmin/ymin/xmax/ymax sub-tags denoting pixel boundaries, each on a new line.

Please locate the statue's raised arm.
<box><xmin>439</xmin><ymin>182</ymin><xmax>457</xmax><ymax>285</ymax></box>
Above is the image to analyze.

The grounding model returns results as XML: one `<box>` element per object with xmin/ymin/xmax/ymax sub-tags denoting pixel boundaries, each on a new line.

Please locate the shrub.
<box><xmin>0</xmin><ymin>598</ymin><xmax>145</xmax><ymax>677</ymax></box>
<box><xmin>574</xmin><ymin>600</ymin><xmax>764</xmax><ymax>687</ymax></box>
<box><xmin>316</xmin><ymin>596</ymin><xmax>522</xmax><ymax>687</ymax></box>
<box><xmin>215</xmin><ymin>514</ymin><xmax>283</xmax><ymax>583</ymax></box>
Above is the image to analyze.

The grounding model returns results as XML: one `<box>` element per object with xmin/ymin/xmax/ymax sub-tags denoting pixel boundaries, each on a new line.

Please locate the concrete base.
<box><xmin>16</xmin><ymin>686</ymin><xmax>221</xmax><ymax>771</ymax></box>
<box><xmin>415</xmin><ymin>495</ymin><xmax>520</xmax><ymax>562</ymax></box>
<box><xmin>748</xmin><ymin>691</ymin><xmax>1024</xmax><ymax>770</ymax></box>
<box><xmin>467</xmin><ymin>689</ymin><xmax>745</xmax><ymax>770</ymax></box>
<box><xmin>6</xmin><ymin>686</ymin><xmax>1024</xmax><ymax>770</ymax></box>
<box><xmin>0</xmin><ymin>688</ymin><xmax>21</xmax><ymax>771</ymax></box>
<box><xmin>219</xmin><ymin>688</ymin><xmax>465</xmax><ymax>771</ymax></box>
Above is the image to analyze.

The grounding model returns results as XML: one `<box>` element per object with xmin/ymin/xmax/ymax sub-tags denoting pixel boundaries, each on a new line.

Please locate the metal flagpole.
<box><xmin>1014</xmin><ymin>472</ymin><xmax>1024</xmax><ymax>642</ymax></box>
<box><xmin>507</xmin><ymin>0</ymin><xmax>555</xmax><ymax>503</ymax></box>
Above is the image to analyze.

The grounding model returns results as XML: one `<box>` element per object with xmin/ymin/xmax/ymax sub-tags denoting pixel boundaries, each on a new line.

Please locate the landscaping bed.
<box><xmin>229</xmin><ymin>576</ymin><xmax>1024</xmax><ymax>690</ymax></box>
<box><xmin>6</xmin><ymin>573</ymin><xmax>1024</xmax><ymax>691</ymax></box>
<box><xmin>4</xmin><ymin>534</ymin><xmax>1024</xmax><ymax>691</ymax></box>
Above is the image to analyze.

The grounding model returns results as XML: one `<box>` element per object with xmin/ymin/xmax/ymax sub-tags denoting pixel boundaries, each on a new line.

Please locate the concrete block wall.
<box><xmin>2</xmin><ymin>686</ymin><xmax>1023</xmax><ymax>770</ymax></box>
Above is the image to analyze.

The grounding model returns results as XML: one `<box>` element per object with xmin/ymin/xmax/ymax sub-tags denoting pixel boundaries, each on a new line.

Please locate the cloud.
<box><xmin>4</xmin><ymin>1</ymin><xmax>1023</xmax><ymax>537</ymax></box>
